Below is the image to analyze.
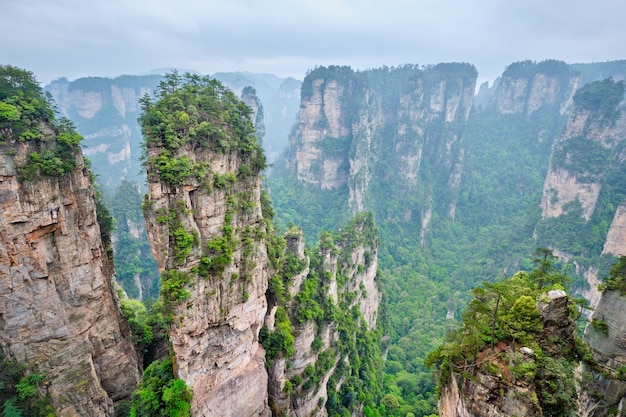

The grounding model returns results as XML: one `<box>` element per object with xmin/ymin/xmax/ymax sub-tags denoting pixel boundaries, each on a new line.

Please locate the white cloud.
<box><xmin>1</xmin><ymin>0</ymin><xmax>625</xmax><ymax>84</ymax></box>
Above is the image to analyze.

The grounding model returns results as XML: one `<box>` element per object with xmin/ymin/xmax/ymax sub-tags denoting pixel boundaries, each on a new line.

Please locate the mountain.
<box><xmin>45</xmin><ymin>71</ymin><xmax>301</xmax><ymax>194</ymax></box>
<box><xmin>2</xmin><ymin>65</ymin><xmax>382</xmax><ymax>417</ymax></box>
<box><xmin>139</xmin><ymin>73</ymin><xmax>383</xmax><ymax>416</ymax></box>
<box><xmin>269</xmin><ymin>60</ymin><xmax>626</xmax><ymax>415</ymax></box>
<box><xmin>0</xmin><ymin>66</ymin><xmax>140</xmax><ymax>416</ymax></box>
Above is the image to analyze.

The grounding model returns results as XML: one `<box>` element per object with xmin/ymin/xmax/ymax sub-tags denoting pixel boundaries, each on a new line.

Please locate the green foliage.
<box><xmin>551</xmin><ymin>135</ymin><xmax>613</xmax><ymax>180</ymax></box>
<box><xmin>301</xmin><ymin>66</ymin><xmax>354</xmax><ymax>99</ymax></box>
<box><xmin>591</xmin><ymin>318</ymin><xmax>609</xmax><ymax>336</ymax></box>
<box><xmin>0</xmin><ymin>66</ymin><xmax>85</xmax><ymax>181</ymax></box>
<box><xmin>535</xmin><ymin>356</ymin><xmax>578</xmax><ymax>417</ymax></box>
<box><xmin>426</xmin><ymin>251</ymin><xmax>584</xmax><ymax>416</ymax></box>
<box><xmin>0</xmin><ymin>351</ymin><xmax>54</xmax><ymax>417</ymax></box>
<box><xmin>110</xmin><ymin>180</ymin><xmax>159</xmax><ymax>300</ymax></box>
<box><xmin>130</xmin><ymin>358</ymin><xmax>192</xmax><ymax>417</ymax></box>
<box><xmin>573</xmin><ymin>78</ymin><xmax>624</xmax><ymax>122</ymax></box>
<box><xmin>269</xmin><ymin>62</ymin><xmax>626</xmax><ymax>415</ymax></box>
<box><xmin>503</xmin><ymin>60</ymin><xmax>571</xmax><ymax>79</ymax></box>
<box><xmin>160</xmin><ymin>270</ymin><xmax>192</xmax><ymax>308</ymax></box>
<box><xmin>140</xmin><ymin>72</ymin><xmax>266</xmax><ymax>188</ymax></box>
<box><xmin>603</xmin><ymin>255</ymin><xmax>626</xmax><ymax>293</ymax></box>
<box><xmin>94</xmin><ymin>184</ymin><xmax>114</xmax><ymax>261</ymax></box>
<box><xmin>500</xmin><ymin>295</ymin><xmax>543</xmax><ymax>345</ymax></box>
<box><xmin>262</xmin><ymin>213</ymin><xmax>384</xmax><ymax>415</ymax></box>
<box><xmin>120</xmin><ymin>298</ymin><xmax>154</xmax><ymax>354</ymax></box>
<box><xmin>0</xmin><ymin>65</ymin><xmax>54</xmax><ymax>141</ymax></box>
<box><xmin>259</xmin><ymin>307</ymin><xmax>295</xmax><ymax>361</ymax></box>
<box><xmin>199</xmin><ymin>210</ymin><xmax>236</xmax><ymax>277</ymax></box>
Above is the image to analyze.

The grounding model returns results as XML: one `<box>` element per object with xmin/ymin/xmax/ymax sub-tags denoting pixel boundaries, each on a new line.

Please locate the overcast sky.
<box><xmin>2</xmin><ymin>0</ymin><xmax>625</xmax><ymax>86</ymax></box>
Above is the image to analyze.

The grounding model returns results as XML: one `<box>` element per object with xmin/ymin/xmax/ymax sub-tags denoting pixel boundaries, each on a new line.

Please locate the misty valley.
<box><xmin>1</xmin><ymin>59</ymin><xmax>626</xmax><ymax>417</ymax></box>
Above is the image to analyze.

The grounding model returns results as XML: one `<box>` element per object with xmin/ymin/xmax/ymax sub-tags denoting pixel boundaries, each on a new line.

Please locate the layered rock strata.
<box><xmin>144</xmin><ymin>152</ymin><xmax>271</xmax><ymax>416</ymax></box>
<box><xmin>0</xmin><ymin>139</ymin><xmax>140</xmax><ymax>415</ymax></box>
<box><xmin>582</xmin><ymin>289</ymin><xmax>626</xmax><ymax>417</ymax></box>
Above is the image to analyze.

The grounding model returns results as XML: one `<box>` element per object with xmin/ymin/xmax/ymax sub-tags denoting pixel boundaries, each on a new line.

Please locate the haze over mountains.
<box><xmin>1</xmin><ymin>57</ymin><xmax>625</xmax><ymax>416</ymax></box>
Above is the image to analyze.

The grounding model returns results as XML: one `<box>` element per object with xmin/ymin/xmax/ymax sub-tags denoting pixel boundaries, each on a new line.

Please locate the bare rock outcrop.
<box><xmin>288</xmin><ymin>64</ymin><xmax>476</xmax><ymax>236</ymax></box>
<box><xmin>540</xmin><ymin>80</ymin><xmax>626</xmax><ymax>226</ymax></box>
<box><xmin>582</xmin><ymin>289</ymin><xmax>626</xmax><ymax>417</ymax></box>
<box><xmin>494</xmin><ymin>61</ymin><xmax>580</xmax><ymax>116</ymax></box>
<box><xmin>603</xmin><ymin>202</ymin><xmax>626</xmax><ymax>256</ymax></box>
<box><xmin>0</xmin><ymin>140</ymin><xmax>140</xmax><ymax>415</ymax></box>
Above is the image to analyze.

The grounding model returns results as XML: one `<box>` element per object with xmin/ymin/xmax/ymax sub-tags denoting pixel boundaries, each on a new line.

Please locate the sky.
<box><xmin>2</xmin><ymin>0</ymin><xmax>625</xmax><ymax>87</ymax></box>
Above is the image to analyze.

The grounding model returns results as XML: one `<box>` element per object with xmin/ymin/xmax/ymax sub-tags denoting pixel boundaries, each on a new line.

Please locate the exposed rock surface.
<box><xmin>604</xmin><ymin>202</ymin><xmax>626</xmax><ymax>256</ymax></box>
<box><xmin>540</xmin><ymin>89</ymin><xmax>626</xmax><ymax>228</ymax></box>
<box><xmin>46</xmin><ymin>76</ymin><xmax>162</xmax><ymax>190</ymax></box>
<box><xmin>583</xmin><ymin>289</ymin><xmax>626</xmax><ymax>417</ymax></box>
<box><xmin>287</xmin><ymin>64</ymin><xmax>476</xmax><ymax>236</ymax></box>
<box><xmin>266</xmin><ymin>217</ymin><xmax>381</xmax><ymax>417</ymax></box>
<box><xmin>0</xmin><ymin>139</ymin><xmax>140</xmax><ymax>416</ymax></box>
<box><xmin>496</xmin><ymin>72</ymin><xmax>580</xmax><ymax>115</ymax></box>
<box><xmin>144</xmin><ymin>147</ymin><xmax>271</xmax><ymax>416</ymax></box>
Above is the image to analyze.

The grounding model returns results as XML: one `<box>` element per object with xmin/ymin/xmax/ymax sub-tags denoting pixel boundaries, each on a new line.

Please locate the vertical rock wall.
<box><xmin>0</xmin><ymin>140</ymin><xmax>140</xmax><ymax>416</ymax></box>
<box><xmin>144</xmin><ymin>147</ymin><xmax>271</xmax><ymax>416</ymax></box>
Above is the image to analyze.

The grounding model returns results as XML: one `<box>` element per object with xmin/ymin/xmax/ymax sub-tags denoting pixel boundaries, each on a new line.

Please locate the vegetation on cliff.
<box><xmin>426</xmin><ymin>249</ymin><xmax>591</xmax><ymax>416</ymax></box>
<box><xmin>110</xmin><ymin>179</ymin><xmax>160</xmax><ymax>300</ymax></box>
<box><xmin>134</xmin><ymin>72</ymin><xmax>274</xmax><ymax>415</ymax></box>
<box><xmin>535</xmin><ymin>76</ymin><xmax>626</xmax><ymax>266</ymax></box>
<box><xmin>0</xmin><ymin>65</ymin><xmax>84</xmax><ymax>180</ymax></box>
<box><xmin>0</xmin><ymin>351</ymin><xmax>55</xmax><ymax>417</ymax></box>
<box><xmin>270</xmin><ymin>61</ymin><xmax>626</xmax><ymax>415</ymax></box>
<box><xmin>139</xmin><ymin>71</ymin><xmax>266</xmax><ymax>188</ymax></box>
<box><xmin>261</xmin><ymin>212</ymin><xmax>387</xmax><ymax>417</ymax></box>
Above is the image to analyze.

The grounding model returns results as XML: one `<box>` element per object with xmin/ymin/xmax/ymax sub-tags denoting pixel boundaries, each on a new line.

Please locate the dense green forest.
<box><xmin>269</xmin><ymin>61</ymin><xmax>626</xmax><ymax>415</ymax></box>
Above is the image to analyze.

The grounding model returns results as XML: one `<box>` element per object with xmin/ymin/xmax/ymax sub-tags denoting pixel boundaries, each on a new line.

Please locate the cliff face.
<box><xmin>46</xmin><ymin>73</ymin><xmax>301</xmax><ymax>192</ymax></box>
<box><xmin>144</xmin><ymin>146</ymin><xmax>270</xmax><ymax>417</ymax></box>
<box><xmin>287</xmin><ymin>64</ymin><xmax>476</xmax><ymax>231</ymax></box>
<box><xmin>583</xmin><ymin>289</ymin><xmax>626</xmax><ymax>417</ymax></box>
<box><xmin>536</xmin><ymin>78</ymin><xmax>626</xmax><ymax>310</ymax></box>
<box><xmin>540</xmin><ymin>99</ymin><xmax>626</xmax><ymax>225</ymax></box>
<box><xmin>141</xmin><ymin>75</ymin><xmax>271</xmax><ymax>416</ymax></box>
<box><xmin>46</xmin><ymin>76</ymin><xmax>162</xmax><ymax>190</ymax></box>
<box><xmin>264</xmin><ymin>215</ymin><xmax>381</xmax><ymax>417</ymax></box>
<box><xmin>0</xmin><ymin>133</ymin><xmax>140</xmax><ymax>414</ymax></box>
<box><xmin>495</xmin><ymin>71</ymin><xmax>580</xmax><ymax>116</ymax></box>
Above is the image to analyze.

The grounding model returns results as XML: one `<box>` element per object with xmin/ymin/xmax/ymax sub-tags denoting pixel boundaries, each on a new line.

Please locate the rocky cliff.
<box><xmin>46</xmin><ymin>75</ymin><xmax>162</xmax><ymax>190</ymax></box>
<box><xmin>540</xmin><ymin>79</ymin><xmax>626</xmax><ymax>225</ymax></box>
<box><xmin>583</xmin><ymin>288</ymin><xmax>626</xmax><ymax>416</ymax></box>
<box><xmin>141</xmin><ymin>74</ymin><xmax>271</xmax><ymax>416</ymax></box>
<box><xmin>264</xmin><ymin>214</ymin><xmax>382</xmax><ymax>416</ymax></box>
<box><xmin>286</xmin><ymin>63</ymin><xmax>476</xmax><ymax>235</ymax></box>
<box><xmin>0</xmin><ymin>67</ymin><xmax>140</xmax><ymax>416</ymax></box>
<box><xmin>140</xmin><ymin>72</ymin><xmax>383</xmax><ymax>417</ymax></box>
<box><xmin>536</xmin><ymin>78</ymin><xmax>626</xmax><ymax>310</ymax></box>
<box><xmin>46</xmin><ymin>72</ymin><xmax>301</xmax><ymax>193</ymax></box>
<box><xmin>474</xmin><ymin>60</ymin><xmax>581</xmax><ymax>116</ymax></box>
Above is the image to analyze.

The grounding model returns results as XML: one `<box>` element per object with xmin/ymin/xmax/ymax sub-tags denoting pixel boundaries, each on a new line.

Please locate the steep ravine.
<box><xmin>140</xmin><ymin>73</ymin><xmax>383</xmax><ymax>416</ymax></box>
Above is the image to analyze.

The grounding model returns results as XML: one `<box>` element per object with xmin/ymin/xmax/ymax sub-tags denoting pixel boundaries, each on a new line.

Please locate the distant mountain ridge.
<box><xmin>269</xmin><ymin>59</ymin><xmax>626</xmax><ymax>416</ymax></box>
<box><xmin>44</xmin><ymin>71</ymin><xmax>302</xmax><ymax>193</ymax></box>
